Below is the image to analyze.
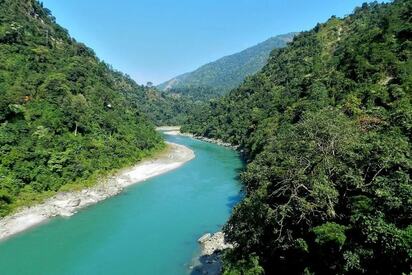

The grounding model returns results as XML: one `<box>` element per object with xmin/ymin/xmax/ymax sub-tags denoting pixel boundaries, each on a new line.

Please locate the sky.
<box><xmin>41</xmin><ymin>0</ymin><xmax>388</xmax><ymax>85</ymax></box>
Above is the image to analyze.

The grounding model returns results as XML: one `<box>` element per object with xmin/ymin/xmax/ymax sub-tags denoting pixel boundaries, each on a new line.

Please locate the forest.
<box><xmin>0</xmin><ymin>0</ymin><xmax>171</xmax><ymax>216</ymax></box>
<box><xmin>158</xmin><ymin>33</ymin><xmax>296</xmax><ymax>95</ymax></box>
<box><xmin>1</xmin><ymin>0</ymin><xmax>411</xmax><ymax>273</ymax></box>
<box><xmin>182</xmin><ymin>0</ymin><xmax>412</xmax><ymax>274</ymax></box>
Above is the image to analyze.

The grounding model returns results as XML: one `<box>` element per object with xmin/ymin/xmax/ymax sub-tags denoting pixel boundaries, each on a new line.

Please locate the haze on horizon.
<box><xmin>41</xmin><ymin>0</ymin><xmax>388</xmax><ymax>85</ymax></box>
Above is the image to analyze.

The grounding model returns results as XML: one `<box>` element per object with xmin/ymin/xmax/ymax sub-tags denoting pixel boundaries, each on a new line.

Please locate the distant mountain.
<box><xmin>158</xmin><ymin>33</ymin><xmax>297</xmax><ymax>96</ymax></box>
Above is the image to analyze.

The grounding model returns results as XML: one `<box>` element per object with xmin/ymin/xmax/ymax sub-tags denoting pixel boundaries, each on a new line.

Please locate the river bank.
<box><xmin>0</xmin><ymin>142</ymin><xmax>194</xmax><ymax>241</ymax></box>
<box><xmin>158</xmin><ymin>127</ymin><xmax>239</xmax><ymax>274</ymax></box>
<box><xmin>190</xmin><ymin>232</ymin><xmax>233</xmax><ymax>274</ymax></box>
<box><xmin>157</xmin><ymin>126</ymin><xmax>238</xmax><ymax>149</ymax></box>
<box><xmin>0</xmin><ymin>134</ymin><xmax>243</xmax><ymax>274</ymax></box>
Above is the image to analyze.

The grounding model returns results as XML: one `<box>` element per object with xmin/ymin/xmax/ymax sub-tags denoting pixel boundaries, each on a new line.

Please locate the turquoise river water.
<box><xmin>0</xmin><ymin>134</ymin><xmax>243</xmax><ymax>275</ymax></box>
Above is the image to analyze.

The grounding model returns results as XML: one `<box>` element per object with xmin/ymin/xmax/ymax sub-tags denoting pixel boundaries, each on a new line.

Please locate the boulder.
<box><xmin>198</xmin><ymin>232</ymin><xmax>233</xmax><ymax>256</ymax></box>
<box><xmin>67</xmin><ymin>198</ymin><xmax>81</xmax><ymax>207</ymax></box>
<box><xmin>198</xmin><ymin>233</ymin><xmax>212</xmax><ymax>243</ymax></box>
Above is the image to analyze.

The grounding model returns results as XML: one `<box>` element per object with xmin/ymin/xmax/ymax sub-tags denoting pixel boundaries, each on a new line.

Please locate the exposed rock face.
<box><xmin>198</xmin><ymin>232</ymin><xmax>233</xmax><ymax>256</ymax></box>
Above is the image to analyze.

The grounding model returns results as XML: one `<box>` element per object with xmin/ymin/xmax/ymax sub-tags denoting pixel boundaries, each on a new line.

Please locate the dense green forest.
<box><xmin>109</xmin><ymin>71</ymin><xmax>198</xmax><ymax>126</ymax></box>
<box><xmin>165</xmin><ymin>86</ymin><xmax>223</xmax><ymax>101</ymax></box>
<box><xmin>183</xmin><ymin>0</ymin><xmax>412</xmax><ymax>274</ymax></box>
<box><xmin>158</xmin><ymin>33</ymin><xmax>296</xmax><ymax>98</ymax></box>
<box><xmin>0</xmin><ymin>0</ymin><xmax>171</xmax><ymax>216</ymax></box>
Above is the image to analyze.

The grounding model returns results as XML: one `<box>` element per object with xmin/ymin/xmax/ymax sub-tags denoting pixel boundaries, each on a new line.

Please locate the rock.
<box><xmin>67</xmin><ymin>198</ymin><xmax>81</xmax><ymax>207</ymax></box>
<box><xmin>59</xmin><ymin>210</ymin><xmax>74</xmax><ymax>217</ymax></box>
<box><xmin>198</xmin><ymin>232</ymin><xmax>233</xmax><ymax>256</ymax></box>
<box><xmin>198</xmin><ymin>233</ymin><xmax>212</xmax><ymax>243</ymax></box>
<box><xmin>191</xmin><ymin>252</ymin><xmax>223</xmax><ymax>275</ymax></box>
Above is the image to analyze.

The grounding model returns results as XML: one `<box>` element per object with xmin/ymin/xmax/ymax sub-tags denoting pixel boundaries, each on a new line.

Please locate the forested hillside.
<box><xmin>158</xmin><ymin>33</ymin><xmax>296</xmax><ymax>99</ymax></box>
<box><xmin>182</xmin><ymin>0</ymin><xmax>412</xmax><ymax>273</ymax></box>
<box><xmin>110</xmin><ymin>72</ymin><xmax>198</xmax><ymax>126</ymax></box>
<box><xmin>164</xmin><ymin>86</ymin><xmax>224</xmax><ymax>102</ymax></box>
<box><xmin>0</xmin><ymin>0</ymin><xmax>167</xmax><ymax>216</ymax></box>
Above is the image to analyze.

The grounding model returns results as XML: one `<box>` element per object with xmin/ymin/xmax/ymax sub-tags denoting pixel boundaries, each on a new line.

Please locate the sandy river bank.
<box><xmin>0</xmin><ymin>142</ymin><xmax>194</xmax><ymax>241</ymax></box>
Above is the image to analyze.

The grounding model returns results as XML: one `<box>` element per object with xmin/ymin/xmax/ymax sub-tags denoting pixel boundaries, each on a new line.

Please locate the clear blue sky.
<box><xmin>41</xmin><ymin>0</ymin><xmax>387</xmax><ymax>85</ymax></box>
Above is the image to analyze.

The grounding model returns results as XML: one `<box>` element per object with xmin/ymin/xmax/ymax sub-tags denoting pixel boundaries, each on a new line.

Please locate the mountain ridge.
<box><xmin>158</xmin><ymin>33</ymin><xmax>297</xmax><ymax>94</ymax></box>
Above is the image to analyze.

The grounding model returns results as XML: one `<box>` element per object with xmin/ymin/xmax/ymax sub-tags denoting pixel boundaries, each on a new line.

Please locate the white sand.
<box><xmin>156</xmin><ymin>126</ymin><xmax>181</xmax><ymax>132</ymax></box>
<box><xmin>159</xmin><ymin>126</ymin><xmax>238</xmax><ymax>149</ymax></box>
<box><xmin>0</xmin><ymin>142</ymin><xmax>194</xmax><ymax>241</ymax></box>
<box><xmin>162</xmin><ymin>130</ymin><xmax>181</xmax><ymax>136</ymax></box>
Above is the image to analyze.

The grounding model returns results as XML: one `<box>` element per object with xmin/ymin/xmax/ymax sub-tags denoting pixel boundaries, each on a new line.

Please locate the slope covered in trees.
<box><xmin>165</xmin><ymin>86</ymin><xmax>224</xmax><ymax>102</ymax></box>
<box><xmin>182</xmin><ymin>0</ymin><xmax>412</xmax><ymax>273</ymax></box>
<box><xmin>110</xmin><ymin>72</ymin><xmax>199</xmax><ymax>126</ymax></box>
<box><xmin>158</xmin><ymin>33</ymin><xmax>296</xmax><ymax>99</ymax></box>
<box><xmin>0</xmin><ymin>0</ymin><xmax>167</xmax><ymax>216</ymax></box>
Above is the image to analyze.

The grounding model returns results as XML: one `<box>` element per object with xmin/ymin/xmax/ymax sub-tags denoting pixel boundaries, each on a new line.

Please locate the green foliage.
<box><xmin>0</xmin><ymin>0</ymin><xmax>165</xmax><ymax>216</ymax></box>
<box><xmin>166</xmin><ymin>86</ymin><xmax>224</xmax><ymax>101</ymax></box>
<box><xmin>158</xmin><ymin>33</ymin><xmax>297</xmax><ymax>95</ymax></box>
<box><xmin>109</xmin><ymin>72</ymin><xmax>198</xmax><ymax>126</ymax></box>
<box><xmin>183</xmin><ymin>0</ymin><xmax>412</xmax><ymax>273</ymax></box>
<box><xmin>223</xmin><ymin>252</ymin><xmax>264</xmax><ymax>275</ymax></box>
<box><xmin>313</xmin><ymin>222</ymin><xmax>347</xmax><ymax>248</ymax></box>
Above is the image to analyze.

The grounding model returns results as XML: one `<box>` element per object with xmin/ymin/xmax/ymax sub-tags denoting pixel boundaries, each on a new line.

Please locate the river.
<box><xmin>0</xmin><ymin>134</ymin><xmax>243</xmax><ymax>275</ymax></box>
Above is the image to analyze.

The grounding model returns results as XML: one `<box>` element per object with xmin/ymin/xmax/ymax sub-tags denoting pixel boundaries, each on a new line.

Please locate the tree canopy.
<box><xmin>0</xmin><ymin>0</ymin><xmax>166</xmax><ymax>216</ymax></box>
<box><xmin>158</xmin><ymin>33</ymin><xmax>297</xmax><ymax>97</ymax></box>
<box><xmin>183</xmin><ymin>0</ymin><xmax>412</xmax><ymax>273</ymax></box>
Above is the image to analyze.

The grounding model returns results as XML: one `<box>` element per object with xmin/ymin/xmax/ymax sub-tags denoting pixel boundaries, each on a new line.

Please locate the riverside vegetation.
<box><xmin>1</xmin><ymin>0</ymin><xmax>411</xmax><ymax>274</ymax></box>
<box><xmin>183</xmin><ymin>0</ymin><xmax>412</xmax><ymax>274</ymax></box>
<box><xmin>0</xmin><ymin>0</ymin><xmax>182</xmax><ymax>216</ymax></box>
<box><xmin>0</xmin><ymin>0</ymin><xmax>279</xmax><ymax>218</ymax></box>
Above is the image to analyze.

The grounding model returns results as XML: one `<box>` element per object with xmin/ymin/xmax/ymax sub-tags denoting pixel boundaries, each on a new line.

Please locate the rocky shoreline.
<box><xmin>0</xmin><ymin>142</ymin><xmax>195</xmax><ymax>241</ymax></box>
<box><xmin>190</xmin><ymin>232</ymin><xmax>233</xmax><ymax>275</ymax></box>
<box><xmin>198</xmin><ymin>232</ymin><xmax>233</xmax><ymax>256</ymax></box>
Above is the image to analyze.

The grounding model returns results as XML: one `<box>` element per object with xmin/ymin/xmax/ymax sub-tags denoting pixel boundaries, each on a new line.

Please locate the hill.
<box><xmin>0</xmin><ymin>0</ymin><xmax>166</xmax><ymax>216</ymax></box>
<box><xmin>158</xmin><ymin>33</ymin><xmax>297</xmax><ymax>97</ymax></box>
<box><xmin>110</xmin><ymin>72</ymin><xmax>199</xmax><ymax>126</ymax></box>
<box><xmin>182</xmin><ymin>0</ymin><xmax>412</xmax><ymax>273</ymax></box>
